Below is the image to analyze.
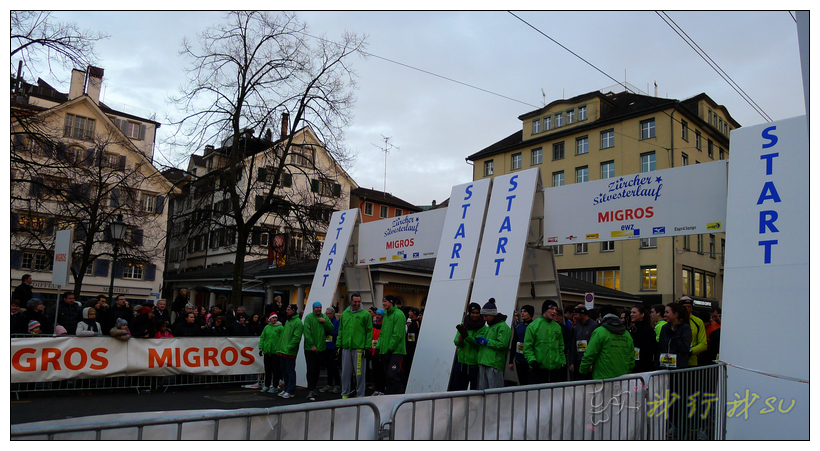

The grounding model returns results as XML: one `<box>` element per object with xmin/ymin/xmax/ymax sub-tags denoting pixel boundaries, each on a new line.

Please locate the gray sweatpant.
<box><xmin>340</xmin><ymin>348</ymin><xmax>367</xmax><ymax>398</ymax></box>
<box><xmin>478</xmin><ymin>365</ymin><xmax>505</xmax><ymax>390</ymax></box>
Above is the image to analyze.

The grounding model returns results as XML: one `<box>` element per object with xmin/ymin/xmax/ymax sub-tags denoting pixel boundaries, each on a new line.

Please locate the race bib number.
<box><xmin>407</xmin><ymin>333</ymin><xmax>416</xmax><ymax>342</ymax></box>
<box><xmin>326</xmin><ymin>335</ymin><xmax>333</xmax><ymax>343</ymax></box>
<box><xmin>659</xmin><ymin>353</ymin><xmax>677</xmax><ymax>368</ymax></box>
<box><xmin>371</xmin><ymin>339</ymin><xmax>378</xmax><ymax>349</ymax></box>
<box><xmin>516</xmin><ymin>342</ymin><xmax>524</xmax><ymax>354</ymax></box>
<box><xmin>634</xmin><ymin>347</ymin><xmax>640</xmax><ymax>360</ymax></box>
<box><xmin>576</xmin><ymin>340</ymin><xmax>588</xmax><ymax>353</ymax></box>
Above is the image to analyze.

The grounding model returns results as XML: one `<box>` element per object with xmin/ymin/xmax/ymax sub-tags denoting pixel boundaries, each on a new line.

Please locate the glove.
<box><xmin>530</xmin><ymin>361</ymin><xmax>541</xmax><ymax>369</ymax></box>
<box><xmin>455</xmin><ymin>324</ymin><xmax>468</xmax><ymax>338</ymax></box>
<box><xmin>476</xmin><ymin>337</ymin><xmax>488</xmax><ymax>346</ymax></box>
<box><xmin>259</xmin><ymin>350</ymin><xmax>264</xmax><ymax>357</ymax></box>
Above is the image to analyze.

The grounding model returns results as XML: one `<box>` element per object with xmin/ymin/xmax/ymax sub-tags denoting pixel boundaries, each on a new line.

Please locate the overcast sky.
<box><xmin>34</xmin><ymin>10</ymin><xmax>806</xmax><ymax>206</ymax></box>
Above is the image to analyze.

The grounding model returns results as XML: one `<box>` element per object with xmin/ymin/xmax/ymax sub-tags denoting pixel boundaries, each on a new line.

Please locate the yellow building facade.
<box><xmin>467</xmin><ymin>89</ymin><xmax>739</xmax><ymax>310</ymax></box>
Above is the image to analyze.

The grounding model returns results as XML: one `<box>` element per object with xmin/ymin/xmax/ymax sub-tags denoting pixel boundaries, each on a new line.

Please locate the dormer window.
<box><xmin>532</xmin><ymin>119</ymin><xmax>541</xmax><ymax>134</ymax></box>
<box><xmin>544</xmin><ymin>116</ymin><xmax>552</xmax><ymax>130</ymax></box>
<box><xmin>555</xmin><ymin>113</ymin><xmax>563</xmax><ymax>127</ymax></box>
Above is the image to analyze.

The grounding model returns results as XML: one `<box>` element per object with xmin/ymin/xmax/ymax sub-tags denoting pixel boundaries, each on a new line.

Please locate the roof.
<box><xmin>165</xmin><ymin>258</ymin><xmax>271</xmax><ymax>282</ymax></box>
<box><xmin>467</xmin><ymin>90</ymin><xmax>684</xmax><ymax>161</ymax></box>
<box><xmin>350</xmin><ymin>187</ymin><xmax>423</xmax><ymax>212</ymax></box>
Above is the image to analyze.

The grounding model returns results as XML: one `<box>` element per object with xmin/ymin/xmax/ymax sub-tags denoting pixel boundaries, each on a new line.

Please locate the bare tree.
<box><xmin>10</xmin><ymin>11</ymin><xmax>108</xmax><ymax>81</ymax></box>
<box><xmin>167</xmin><ymin>11</ymin><xmax>366</xmax><ymax>303</ymax></box>
<box><xmin>12</xmin><ymin>121</ymin><xmax>167</xmax><ymax>299</ymax></box>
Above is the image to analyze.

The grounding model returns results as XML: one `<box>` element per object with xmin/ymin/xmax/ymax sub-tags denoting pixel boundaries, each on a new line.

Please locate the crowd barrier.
<box><xmin>11</xmin><ymin>364</ymin><xmax>727</xmax><ymax>440</ymax></box>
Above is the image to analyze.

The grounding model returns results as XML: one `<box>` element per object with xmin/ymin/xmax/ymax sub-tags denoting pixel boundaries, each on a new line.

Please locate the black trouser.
<box><xmin>263</xmin><ymin>354</ymin><xmax>281</xmax><ymax>388</ymax></box>
<box><xmin>382</xmin><ymin>353</ymin><xmax>405</xmax><ymax>394</ymax></box>
<box><xmin>451</xmin><ymin>361</ymin><xmax>479</xmax><ymax>391</ymax></box>
<box><xmin>531</xmin><ymin>367</ymin><xmax>566</xmax><ymax>384</ymax></box>
<box><xmin>322</xmin><ymin>348</ymin><xmax>340</xmax><ymax>387</ymax></box>
<box><xmin>514</xmin><ymin>358</ymin><xmax>530</xmax><ymax>386</ymax></box>
<box><xmin>304</xmin><ymin>350</ymin><xmax>321</xmax><ymax>391</ymax></box>
<box><xmin>571</xmin><ymin>362</ymin><xmax>594</xmax><ymax>381</ymax></box>
<box><xmin>370</xmin><ymin>353</ymin><xmax>385</xmax><ymax>392</ymax></box>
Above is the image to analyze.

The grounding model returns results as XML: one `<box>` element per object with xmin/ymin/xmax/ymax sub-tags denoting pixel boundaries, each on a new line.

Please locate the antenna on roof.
<box><xmin>541</xmin><ymin>88</ymin><xmax>546</xmax><ymax>106</ymax></box>
<box><xmin>372</xmin><ymin>135</ymin><xmax>399</xmax><ymax>193</ymax></box>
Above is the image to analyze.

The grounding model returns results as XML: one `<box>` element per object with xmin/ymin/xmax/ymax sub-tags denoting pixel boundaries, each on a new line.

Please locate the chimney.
<box><xmin>280</xmin><ymin>112</ymin><xmax>289</xmax><ymax>140</ymax></box>
<box><xmin>85</xmin><ymin>66</ymin><xmax>104</xmax><ymax>104</ymax></box>
<box><xmin>68</xmin><ymin>69</ymin><xmax>86</xmax><ymax>100</ymax></box>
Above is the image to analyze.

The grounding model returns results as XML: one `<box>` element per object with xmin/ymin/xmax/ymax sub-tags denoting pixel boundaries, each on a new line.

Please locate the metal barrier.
<box><xmin>10</xmin><ymin>397</ymin><xmax>383</xmax><ymax>440</ymax></box>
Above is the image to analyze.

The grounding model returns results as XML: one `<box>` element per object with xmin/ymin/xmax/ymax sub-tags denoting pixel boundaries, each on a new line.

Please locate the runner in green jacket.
<box><xmin>523</xmin><ymin>300</ymin><xmax>566</xmax><ymax>383</ymax></box>
<box><xmin>378</xmin><ymin>295</ymin><xmax>406</xmax><ymax>394</ymax></box>
<box><xmin>259</xmin><ymin>313</ymin><xmax>283</xmax><ymax>392</ymax></box>
<box><xmin>475</xmin><ymin>299</ymin><xmax>512</xmax><ymax>389</ymax></box>
<box><xmin>580</xmin><ymin>305</ymin><xmax>635</xmax><ymax>379</ymax></box>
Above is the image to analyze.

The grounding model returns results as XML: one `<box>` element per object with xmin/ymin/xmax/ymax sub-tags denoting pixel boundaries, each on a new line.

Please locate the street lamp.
<box><xmin>108</xmin><ymin>214</ymin><xmax>127</xmax><ymax>301</ymax></box>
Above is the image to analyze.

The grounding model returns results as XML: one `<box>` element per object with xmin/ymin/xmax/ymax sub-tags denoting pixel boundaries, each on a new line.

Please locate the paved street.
<box><xmin>11</xmin><ymin>382</ymin><xmax>360</xmax><ymax>426</ymax></box>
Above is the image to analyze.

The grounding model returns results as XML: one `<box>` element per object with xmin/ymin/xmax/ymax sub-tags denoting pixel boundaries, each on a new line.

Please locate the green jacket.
<box><xmin>688</xmin><ymin>315</ymin><xmax>707</xmax><ymax>366</ymax></box>
<box><xmin>580</xmin><ymin>316</ymin><xmax>635</xmax><ymax>379</ymax></box>
<box><xmin>523</xmin><ymin>316</ymin><xmax>566</xmax><ymax>370</ymax></box>
<box><xmin>453</xmin><ymin>326</ymin><xmax>483</xmax><ymax>366</ymax></box>
<box><xmin>303</xmin><ymin>312</ymin><xmax>334</xmax><ymax>352</ymax></box>
<box><xmin>279</xmin><ymin>315</ymin><xmax>303</xmax><ymax>357</ymax></box>
<box><xmin>338</xmin><ymin>306</ymin><xmax>373</xmax><ymax>350</ymax></box>
<box><xmin>259</xmin><ymin>322</ymin><xmax>283</xmax><ymax>355</ymax></box>
<box><xmin>654</xmin><ymin>320</ymin><xmax>667</xmax><ymax>342</ymax></box>
<box><xmin>476</xmin><ymin>316</ymin><xmax>512</xmax><ymax>371</ymax></box>
<box><xmin>378</xmin><ymin>306</ymin><xmax>407</xmax><ymax>355</ymax></box>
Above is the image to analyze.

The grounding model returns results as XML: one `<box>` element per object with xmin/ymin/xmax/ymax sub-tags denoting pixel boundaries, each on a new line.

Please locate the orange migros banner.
<box><xmin>11</xmin><ymin>336</ymin><xmax>263</xmax><ymax>383</ymax></box>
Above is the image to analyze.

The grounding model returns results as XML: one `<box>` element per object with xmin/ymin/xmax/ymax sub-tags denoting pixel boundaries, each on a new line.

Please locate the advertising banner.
<box><xmin>543</xmin><ymin>161</ymin><xmax>728</xmax><ymax>245</ymax></box>
<box><xmin>52</xmin><ymin>229</ymin><xmax>73</xmax><ymax>286</ymax></box>
<box><xmin>721</xmin><ymin>116</ymin><xmax>809</xmax><ymax>439</ymax></box>
<box><xmin>406</xmin><ymin>179</ymin><xmax>492</xmax><ymax>394</ymax></box>
<box><xmin>11</xmin><ymin>337</ymin><xmax>263</xmax><ymax>383</ymax></box>
<box><xmin>356</xmin><ymin>208</ymin><xmax>447</xmax><ymax>265</ymax></box>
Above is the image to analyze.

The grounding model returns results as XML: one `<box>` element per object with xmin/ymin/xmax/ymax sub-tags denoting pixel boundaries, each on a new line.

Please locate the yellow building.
<box><xmin>467</xmin><ymin>88</ymin><xmax>739</xmax><ymax>311</ymax></box>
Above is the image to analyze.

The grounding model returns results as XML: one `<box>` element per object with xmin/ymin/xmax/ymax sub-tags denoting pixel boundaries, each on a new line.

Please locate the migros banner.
<box><xmin>11</xmin><ymin>337</ymin><xmax>263</xmax><ymax>383</ymax></box>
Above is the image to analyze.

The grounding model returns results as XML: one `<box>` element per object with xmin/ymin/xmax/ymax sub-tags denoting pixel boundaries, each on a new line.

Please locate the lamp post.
<box><xmin>108</xmin><ymin>214</ymin><xmax>127</xmax><ymax>301</ymax></box>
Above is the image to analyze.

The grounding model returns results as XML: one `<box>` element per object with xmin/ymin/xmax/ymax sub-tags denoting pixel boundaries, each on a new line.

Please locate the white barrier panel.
<box><xmin>543</xmin><ymin>161</ymin><xmax>728</xmax><ymax>245</ymax></box>
<box><xmin>469</xmin><ymin>168</ymin><xmax>540</xmax><ymax>322</ymax></box>
<box><xmin>722</xmin><ymin>116</ymin><xmax>809</xmax><ymax>439</ymax></box>
<box><xmin>11</xmin><ymin>337</ymin><xmax>263</xmax><ymax>383</ymax></box>
<box><xmin>356</xmin><ymin>208</ymin><xmax>447</xmax><ymax>265</ymax></box>
<box><xmin>405</xmin><ymin>179</ymin><xmax>492</xmax><ymax>394</ymax></box>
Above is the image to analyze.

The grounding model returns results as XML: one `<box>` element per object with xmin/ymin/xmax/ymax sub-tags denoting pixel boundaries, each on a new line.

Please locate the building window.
<box><xmin>640</xmin><ymin>237</ymin><xmax>657</xmax><ymax>248</ymax></box>
<box><xmin>575</xmin><ymin>166</ymin><xmax>589</xmax><ymax>183</ymax></box>
<box><xmin>395</xmin><ymin>208</ymin><xmax>403</xmax><ymax>217</ymax></box>
<box><xmin>124</xmin><ymin>121</ymin><xmax>142</xmax><ymax>139</ymax></box>
<box><xmin>575</xmin><ymin>243</ymin><xmax>588</xmax><ymax>254</ymax></box>
<box><xmin>601</xmin><ymin>130</ymin><xmax>615</xmax><ymax>149</ymax></box>
<box><xmin>682</xmin><ymin>153</ymin><xmax>689</xmax><ymax>166</ymax></box>
<box><xmin>555</xmin><ymin>112</ymin><xmax>563</xmax><ymax>127</ymax></box>
<box><xmin>641</xmin><ymin>152</ymin><xmax>656</xmax><ymax>172</ymax></box>
<box><xmin>552</xmin><ymin>171</ymin><xmax>564</xmax><ymax>187</ymax></box>
<box><xmin>531</xmin><ymin>148</ymin><xmax>542</xmax><ymax>165</ymax></box>
<box><xmin>719</xmin><ymin>148</ymin><xmax>725</xmax><ymax>160</ymax></box>
<box><xmin>694</xmin><ymin>271</ymin><xmax>703</xmax><ymax>296</ymax></box>
<box><xmin>601</xmin><ymin>241</ymin><xmax>615</xmax><ymax>252</ymax></box>
<box><xmin>567</xmin><ymin>109</ymin><xmax>574</xmax><ymax>124</ymax></box>
<box><xmin>484</xmin><ymin>160</ymin><xmax>494</xmax><ymax>176</ymax></box>
<box><xmin>706</xmin><ymin>273</ymin><xmax>715</xmax><ymax>298</ymax></box>
<box><xmin>552</xmin><ymin>245</ymin><xmax>563</xmax><ymax>256</ymax></box>
<box><xmin>600</xmin><ymin>161</ymin><xmax>615</xmax><ymax>179</ymax></box>
<box><xmin>289</xmin><ymin>148</ymin><xmax>314</xmax><ymax>167</ymax></box>
<box><xmin>681</xmin><ymin>119</ymin><xmax>689</xmax><ymax>141</ymax></box>
<box><xmin>683</xmin><ymin>235</ymin><xmax>691</xmax><ymax>250</ymax></box>
<box><xmin>552</xmin><ymin>142</ymin><xmax>565</xmax><ymax>160</ymax></box>
<box><xmin>708</xmin><ymin>139</ymin><xmax>714</xmax><ymax>158</ymax></box>
<box><xmin>21</xmin><ymin>251</ymin><xmax>52</xmax><ymax>271</ymax></box>
<box><xmin>122</xmin><ymin>263</ymin><xmax>144</xmax><ymax>280</ymax></box>
<box><xmin>379</xmin><ymin>205</ymin><xmax>388</xmax><ymax>218</ymax></box>
<box><xmin>641</xmin><ymin>266</ymin><xmax>657</xmax><ymax>291</ymax></box>
<box><xmin>596</xmin><ymin>269</ymin><xmax>620</xmax><ymax>290</ymax></box>
<box><xmin>640</xmin><ymin>119</ymin><xmax>656</xmax><ymax>139</ymax></box>
<box><xmin>64</xmin><ymin>114</ymin><xmax>96</xmax><ymax>140</ymax></box>
<box><xmin>709</xmin><ymin>234</ymin><xmax>716</xmax><ymax>258</ymax></box>
<box><xmin>576</xmin><ymin>136</ymin><xmax>589</xmax><ymax>155</ymax></box>
<box><xmin>511</xmin><ymin>152</ymin><xmax>522</xmax><ymax>170</ymax></box>
<box><xmin>141</xmin><ymin>194</ymin><xmax>156</xmax><ymax>213</ymax></box>
<box><xmin>544</xmin><ymin>116</ymin><xmax>552</xmax><ymax>130</ymax></box>
<box><xmin>697</xmin><ymin>234</ymin><xmax>704</xmax><ymax>254</ymax></box>
<box><xmin>364</xmin><ymin>202</ymin><xmax>374</xmax><ymax>216</ymax></box>
<box><xmin>579</xmin><ymin>105</ymin><xmax>587</xmax><ymax>121</ymax></box>
<box><xmin>532</xmin><ymin>119</ymin><xmax>541</xmax><ymax>134</ymax></box>
<box><xmin>682</xmin><ymin>267</ymin><xmax>693</xmax><ymax>295</ymax></box>
<box><xmin>696</xmin><ymin>131</ymin><xmax>702</xmax><ymax>151</ymax></box>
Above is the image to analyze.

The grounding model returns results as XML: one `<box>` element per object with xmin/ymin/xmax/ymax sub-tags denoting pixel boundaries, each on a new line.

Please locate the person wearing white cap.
<box><xmin>259</xmin><ymin>312</ymin><xmax>284</xmax><ymax>393</ymax></box>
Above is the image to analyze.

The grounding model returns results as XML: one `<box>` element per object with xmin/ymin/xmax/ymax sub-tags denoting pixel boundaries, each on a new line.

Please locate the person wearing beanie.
<box><xmin>277</xmin><ymin>304</ymin><xmax>303</xmax><ymax>399</ymax></box>
<box><xmin>14</xmin><ymin>298</ymin><xmax>52</xmax><ymax>335</ymax></box>
<box><xmin>580</xmin><ymin>305</ymin><xmax>635</xmax><ymax>379</ymax></box>
<box><xmin>523</xmin><ymin>300</ymin><xmax>566</xmax><ymax>384</ymax></box>
<box><xmin>509</xmin><ymin>304</ymin><xmax>535</xmax><ymax>386</ymax></box>
<box><xmin>110</xmin><ymin>317</ymin><xmax>132</xmax><ymax>341</ymax></box>
<box><xmin>319</xmin><ymin>306</ymin><xmax>342</xmax><ymax>394</ymax></box>
<box><xmin>129</xmin><ymin>305</ymin><xmax>156</xmax><ymax>338</ymax></box>
<box><xmin>28</xmin><ymin>320</ymin><xmax>41</xmax><ymax>335</ymax></box>
<box><xmin>301</xmin><ymin>301</ymin><xmax>334</xmax><ymax>401</ymax></box>
<box><xmin>451</xmin><ymin>302</ymin><xmax>485</xmax><ymax>391</ymax></box>
<box><xmin>338</xmin><ymin>293</ymin><xmax>372</xmax><ymax>399</ymax></box>
<box><xmin>475</xmin><ymin>299</ymin><xmax>512</xmax><ymax>389</ymax></box>
<box><xmin>76</xmin><ymin>307</ymin><xmax>103</xmax><ymax>337</ymax></box>
<box><xmin>378</xmin><ymin>295</ymin><xmax>407</xmax><ymax>394</ymax></box>
<box><xmin>569</xmin><ymin>304</ymin><xmax>599</xmax><ymax>381</ymax></box>
<box><xmin>259</xmin><ymin>312</ymin><xmax>284</xmax><ymax>393</ymax></box>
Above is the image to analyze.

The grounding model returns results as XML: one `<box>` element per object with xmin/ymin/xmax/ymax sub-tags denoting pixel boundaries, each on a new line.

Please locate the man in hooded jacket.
<box><xmin>452</xmin><ymin>302</ymin><xmax>485</xmax><ymax>391</ymax></box>
<box><xmin>524</xmin><ymin>300</ymin><xmax>566</xmax><ymax>384</ymax></box>
<box><xmin>475</xmin><ymin>299</ymin><xmax>511</xmax><ymax>390</ymax></box>
<box><xmin>302</xmin><ymin>301</ymin><xmax>334</xmax><ymax>400</ymax></box>
<box><xmin>580</xmin><ymin>305</ymin><xmax>635</xmax><ymax>379</ymax></box>
<box><xmin>378</xmin><ymin>295</ymin><xmax>406</xmax><ymax>394</ymax></box>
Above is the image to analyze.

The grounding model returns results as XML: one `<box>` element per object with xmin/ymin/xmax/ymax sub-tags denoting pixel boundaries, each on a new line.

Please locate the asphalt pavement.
<box><xmin>11</xmin><ymin>381</ymin><xmax>363</xmax><ymax>426</ymax></box>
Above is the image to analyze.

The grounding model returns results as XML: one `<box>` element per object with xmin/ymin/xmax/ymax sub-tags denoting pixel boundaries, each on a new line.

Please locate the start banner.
<box><xmin>11</xmin><ymin>337</ymin><xmax>263</xmax><ymax>383</ymax></box>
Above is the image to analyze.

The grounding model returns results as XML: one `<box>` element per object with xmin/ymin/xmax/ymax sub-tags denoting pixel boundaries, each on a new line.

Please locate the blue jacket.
<box><xmin>326</xmin><ymin>317</ymin><xmax>340</xmax><ymax>350</ymax></box>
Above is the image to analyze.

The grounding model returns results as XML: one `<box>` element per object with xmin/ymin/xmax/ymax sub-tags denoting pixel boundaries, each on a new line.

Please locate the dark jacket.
<box><xmin>569</xmin><ymin>318</ymin><xmax>599</xmax><ymax>364</ymax></box>
<box><xmin>15</xmin><ymin>309</ymin><xmax>52</xmax><ymax>335</ymax></box>
<box><xmin>12</xmin><ymin>282</ymin><xmax>33</xmax><ymax>304</ymax></box>
<box><xmin>129</xmin><ymin>313</ymin><xmax>156</xmax><ymax>339</ymax></box>
<box><xmin>509</xmin><ymin>320</ymin><xmax>531</xmax><ymax>365</ymax></box>
<box><xmin>50</xmin><ymin>300</ymin><xmax>84</xmax><ymax>335</ymax></box>
<box><xmin>231</xmin><ymin>322</ymin><xmax>250</xmax><ymax>336</ymax></box>
<box><xmin>174</xmin><ymin>320</ymin><xmax>202</xmax><ymax>337</ymax></box>
<box><xmin>153</xmin><ymin>308</ymin><xmax>171</xmax><ymax>327</ymax></box>
<box><xmin>657</xmin><ymin>322</ymin><xmax>692</xmax><ymax>370</ymax></box>
<box><xmin>629</xmin><ymin>320</ymin><xmax>658</xmax><ymax>373</ymax></box>
<box><xmin>247</xmin><ymin>318</ymin><xmax>264</xmax><ymax>336</ymax></box>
